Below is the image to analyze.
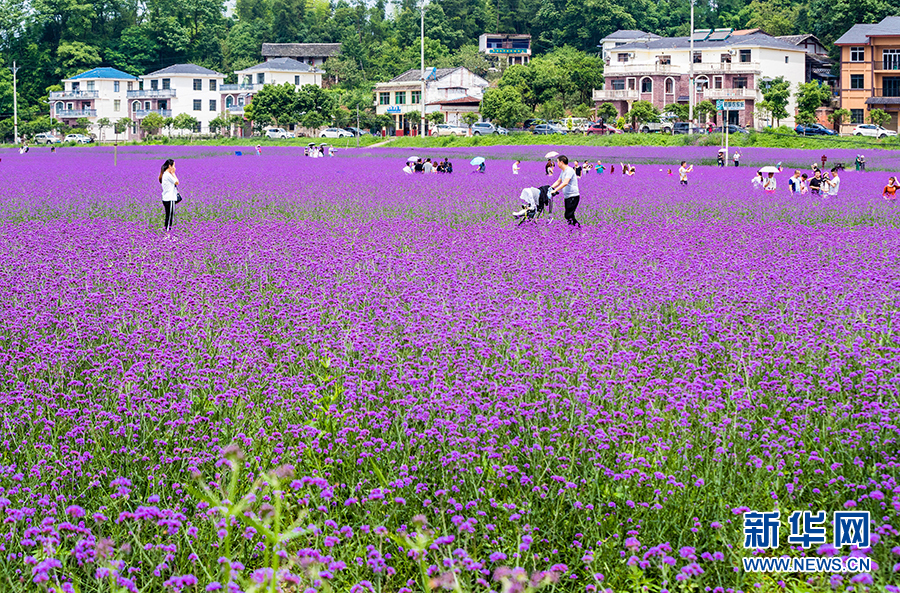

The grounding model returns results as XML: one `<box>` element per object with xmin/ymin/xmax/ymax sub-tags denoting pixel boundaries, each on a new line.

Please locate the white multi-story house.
<box><xmin>478</xmin><ymin>33</ymin><xmax>532</xmax><ymax>66</ymax></box>
<box><xmin>49</xmin><ymin>67</ymin><xmax>138</xmax><ymax>137</ymax></box>
<box><xmin>593</xmin><ymin>29</ymin><xmax>808</xmax><ymax>129</ymax></box>
<box><xmin>129</xmin><ymin>64</ymin><xmax>225</xmax><ymax>136</ymax></box>
<box><xmin>374</xmin><ymin>67</ymin><xmax>489</xmax><ymax>133</ymax></box>
<box><xmin>599</xmin><ymin>30</ymin><xmax>661</xmax><ymax>62</ymax></box>
<box><xmin>224</xmin><ymin>58</ymin><xmax>323</xmax><ymax>119</ymax></box>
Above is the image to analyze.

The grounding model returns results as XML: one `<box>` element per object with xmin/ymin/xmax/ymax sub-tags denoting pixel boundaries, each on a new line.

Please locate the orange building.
<box><xmin>835</xmin><ymin>16</ymin><xmax>900</xmax><ymax>132</ymax></box>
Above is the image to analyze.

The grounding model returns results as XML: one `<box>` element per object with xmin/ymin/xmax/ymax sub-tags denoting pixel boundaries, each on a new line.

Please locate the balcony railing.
<box><xmin>49</xmin><ymin>90</ymin><xmax>99</xmax><ymax>99</ymax></box>
<box><xmin>592</xmin><ymin>89</ymin><xmax>640</xmax><ymax>101</ymax></box>
<box><xmin>870</xmin><ymin>88</ymin><xmax>900</xmax><ymax>98</ymax></box>
<box><xmin>705</xmin><ymin>88</ymin><xmax>758</xmax><ymax>100</ymax></box>
<box><xmin>54</xmin><ymin>109</ymin><xmax>97</xmax><ymax>118</ymax></box>
<box><xmin>227</xmin><ymin>106</ymin><xmax>245</xmax><ymax>114</ymax></box>
<box><xmin>127</xmin><ymin>89</ymin><xmax>176</xmax><ymax>98</ymax></box>
<box><xmin>133</xmin><ymin>109</ymin><xmax>173</xmax><ymax>118</ymax></box>
<box><xmin>220</xmin><ymin>84</ymin><xmax>259</xmax><ymax>92</ymax></box>
<box><xmin>694</xmin><ymin>61</ymin><xmax>761</xmax><ymax>73</ymax></box>
<box><xmin>604</xmin><ymin>62</ymin><xmax>676</xmax><ymax>74</ymax></box>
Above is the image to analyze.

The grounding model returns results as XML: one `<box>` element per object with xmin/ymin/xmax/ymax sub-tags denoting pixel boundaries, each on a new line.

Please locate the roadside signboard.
<box><xmin>716</xmin><ymin>100</ymin><xmax>745</xmax><ymax>111</ymax></box>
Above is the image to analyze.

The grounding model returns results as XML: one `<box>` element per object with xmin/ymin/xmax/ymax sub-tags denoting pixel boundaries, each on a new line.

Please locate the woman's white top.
<box><xmin>161</xmin><ymin>171</ymin><xmax>179</xmax><ymax>202</ymax></box>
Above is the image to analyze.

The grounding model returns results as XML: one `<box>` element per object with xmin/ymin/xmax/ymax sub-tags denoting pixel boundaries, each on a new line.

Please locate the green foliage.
<box><xmin>795</xmin><ymin>110</ymin><xmax>816</xmax><ymax>125</ymax></box>
<box><xmin>173</xmin><ymin>112</ymin><xmax>200</xmax><ymax>134</ymax></box>
<box><xmin>114</xmin><ymin>118</ymin><xmax>131</xmax><ymax>136</ymax></box>
<box><xmin>597</xmin><ymin>102</ymin><xmax>619</xmax><ymax>122</ymax></box>
<box><xmin>140</xmin><ymin>112</ymin><xmax>166</xmax><ymax>135</ymax></box>
<box><xmin>245</xmin><ymin>82</ymin><xmax>299</xmax><ymax>127</ymax></box>
<box><xmin>695</xmin><ymin>99</ymin><xmax>718</xmax><ymax>123</ymax></box>
<box><xmin>761</xmin><ymin>77</ymin><xmax>791</xmax><ymax>125</ymax></box>
<box><xmin>626</xmin><ymin>100</ymin><xmax>660</xmax><ymax>128</ymax></box>
<box><xmin>425</xmin><ymin>111</ymin><xmax>444</xmax><ymax>125</ymax></box>
<box><xmin>481</xmin><ymin>87</ymin><xmax>531</xmax><ymax>128</ymax></box>
<box><xmin>867</xmin><ymin>108</ymin><xmax>891</xmax><ymax>127</ymax></box>
<box><xmin>664</xmin><ymin>102</ymin><xmax>689</xmax><ymax>121</ymax></box>
<box><xmin>794</xmin><ymin>81</ymin><xmax>832</xmax><ymax>121</ymax></box>
<box><xmin>297</xmin><ymin>84</ymin><xmax>336</xmax><ymax>128</ymax></box>
<box><xmin>829</xmin><ymin>108</ymin><xmax>850</xmax><ymax>129</ymax></box>
<box><xmin>461</xmin><ymin>112</ymin><xmax>480</xmax><ymax>127</ymax></box>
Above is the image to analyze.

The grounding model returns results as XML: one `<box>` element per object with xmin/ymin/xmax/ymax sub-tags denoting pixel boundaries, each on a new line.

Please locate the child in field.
<box><xmin>545</xmin><ymin>160</ymin><xmax>554</xmax><ymax>176</ymax></box>
<box><xmin>513</xmin><ymin>160</ymin><xmax>520</xmax><ymax>175</ymax></box>
<box><xmin>799</xmin><ymin>174</ymin><xmax>809</xmax><ymax>195</ymax></box>
<box><xmin>763</xmin><ymin>172</ymin><xmax>777</xmax><ymax>193</ymax></box>
<box><xmin>678</xmin><ymin>161</ymin><xmax>693</xmax><ymax>185</ymax></box>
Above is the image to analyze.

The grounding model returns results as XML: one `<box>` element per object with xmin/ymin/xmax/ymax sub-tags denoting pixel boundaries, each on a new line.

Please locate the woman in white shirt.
<box><xmin>158</xmin><ymin>159</ymin><xmax>179</xmax><ymax>234</ymax></box>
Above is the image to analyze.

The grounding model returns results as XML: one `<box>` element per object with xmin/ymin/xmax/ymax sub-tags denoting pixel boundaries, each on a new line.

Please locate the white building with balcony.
<box><xmin>374</xmin><ymin>67</ymin><xmax>489</xmax><ymax>133</ymax></box>
<box><xmin>130</xmin><ymin>64</ymin><xmax>225</xmax><ymax>136</ymax></box>
<box><xmin>49</xmin><ymin>67</ymin><xmax>138</xmax><ymax>137</ymax></box>
<box><xmin>224</xmin><ymin>58</ymin><xmax>323</xmax><ymax>120</ymax></box>
<box><xmin>478</xmin><ymin>33</ymin><xmax>531</xmax><ymax>66</ymax></box>
<box><xmin>594</xmin><ymin>30</ymin><xmax>807</xmax><ymax>129</ymax></box>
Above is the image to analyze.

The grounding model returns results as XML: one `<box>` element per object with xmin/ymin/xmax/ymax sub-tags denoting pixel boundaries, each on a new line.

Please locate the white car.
<box><xmin>852</xmin><ymin>124</ymin><xmax>897</xmax><ymax>138</ymax></box>
<box><xmin>320</xmin><ymin>127</ymin><xmax>353</xmax><ymax>138</ymax></box>
<box><xmin>64</xmin><ymin>134</ymin><xmax>92</xmax><ymax>144</ymax></box>
<box><xmin>433</xmin><ymin>124</ymin><xmax>467</xmax><ymax>136</ymax></box>
<box><xmin>33</xmin><ymin>133</ymin><xmax>62</xmax><ymax>145</ymax></box>
<box><xmin>264</xmin><ymin>127</ymin><xmax>293</xmax><ymax>139</ymax></box>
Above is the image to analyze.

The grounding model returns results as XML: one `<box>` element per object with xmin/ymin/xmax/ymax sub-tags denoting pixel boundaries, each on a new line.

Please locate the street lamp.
<box><xmin>420</xmin><ymin>0</ymin><xmax>427</xmax><ymax>137</ymax></box>
<box><xmin>9</xmin><ymin>61</ymin><xmax>19</xmax><ymax>144</ymax></box>
<box><xmin>688</xmin><ymin>0</ymin><xmax>694</xmax><ymax>125</ymax></box>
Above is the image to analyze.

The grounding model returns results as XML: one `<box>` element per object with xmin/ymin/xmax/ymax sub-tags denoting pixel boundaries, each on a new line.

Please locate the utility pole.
<box><xmin>356</xmin><ymin>105</ymin><xmax>360</xmax><ymax>149</ymax></box>
<box><xmin>688</xmin><ymin>2</ymin><xmax>694</xmax><ymax>126</ymax></box>
<box><xmin>420</xmin><ymin>0</ymin><xmax>426</xmax><ymax>137</ymax></box>
<box><xmin>11</xmin><ymin>61</ymin><xmax>20</xmax><ymax>145</ymax></box>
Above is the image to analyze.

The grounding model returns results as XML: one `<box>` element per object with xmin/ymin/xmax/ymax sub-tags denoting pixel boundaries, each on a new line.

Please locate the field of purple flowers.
<box><xmin>1</xmin><ymin>146</ymin><xmax>899</xmax><ymax>593</ymax></box>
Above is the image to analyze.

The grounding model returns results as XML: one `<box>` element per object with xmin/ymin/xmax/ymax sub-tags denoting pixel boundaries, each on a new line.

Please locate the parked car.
<box><xmin>794</xmin><ymin>123</ymin><xmax>838</xmax><ymax>136</ymax></box>
<box><xmin>64</xmin><ymin>133</ymin><xmax>92</xmax><ymax>144</ymax></box>
<box><xmin>319</xmin><ymin>127</ymin><xmax>352</xmax><ymax>138</ymax></box>
<box><xmin>638</xmin><ymin>120</ymin><xmax>675</xmax><ymax>134</ymax></box>
<box><xmin>523</xmin><ymin>118</ymin><xmax>545</xmax><ymax>130</ymax></box>
<box><xmin>265</xmin><ymin>127</ymin><xmax>293</xmax><ymax>139</ymax></box>
<box><xmin>672</xmin><ymin>122</ymin><xmax>707</xmax><ymax>135</ymax></box>
<box><xmin>433</xmin><ymin>124</ymin><xmax>467</xmax><ymax>136</ymax></box>
<box><xmin>531</xmin><ymin>124</ymin><xmax>567</xmax><ymax>135</ymax></box>
<box><xmin>471</xmin><ymin>122</ymin><xmax>500</xmax><ymax>135</ymax></box>
<box><xmin>584</xmin><ymin>122</ymin><xmax>621</xmax><ymax>135</ymax></box>
<box><xmin>33</xmin><ymin>133</ymin><xmax>62</xmax><ymax>145</ymax></box>
<box><xmin>342</xmin><ymin>127</ymin><xmax>370</xmax><ymax>136</ymax></box>
<box><xmin>496</xmin><ymin>126</ymin><xmax>509</xmax><ymax>136</ymax></box>
<box><xmin>852</xmin><ymin>124</ymin><xmax>897</xmax><ymax>138</ymax></box>
<box><xmin>712</xmin><ymin>125</ymin><xmax>749</xmax><ymax>134</ymax></box>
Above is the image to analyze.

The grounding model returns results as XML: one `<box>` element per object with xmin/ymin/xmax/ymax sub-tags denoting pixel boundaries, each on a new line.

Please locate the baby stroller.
<box><xmin>513</xmin><ymin>185</ymin><xmax>553</xmax><ymax>225</ymax></box>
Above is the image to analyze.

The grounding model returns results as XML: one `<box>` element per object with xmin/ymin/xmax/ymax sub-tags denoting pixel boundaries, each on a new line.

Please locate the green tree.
<box><xmin>625</xmin><ymin>100</ymin><xmax>660</xmax><ymax>129</ymax></box>
<box><xmin>461</xmin><ymin>112</ymin><xmax>480</xmax><ymax>128</ymax></box>
<box><xmin>754</xmin><ymin>100</ymin><xmax>773</xmax><ymax>127</ymax></box>
<box><xmin>114</xmin><ymin>118</ymin><xmax>131</xmax><ymax>138</ymax></box>
<box><xmin>245</xmin><ymin>82</ymin><xmax>299</xmax><ymax>127</ymax></box>
<box><xmin>597</xmin><ymin>102</ymin><xmax>618</xmax><ymax>122</ymax></box>
<box><xmin>296</xmin><ymin>84</ymin><xmax>336</xmax><ymax>129</ymax></box>
<box><xmin>480</xmin><ymin>86</ymin><xmax>531</xmax><ymax>128</ymax></box>
<box><xmin>795</xmin><ymin>110</ymin><xmax>816</xmax><ymax>126</ymax></box>
<box><xmin>761</xmin><ymin>77</ymin><xmax>791</xmax><ymax>125</ymax></box>
<box><xmin>96</xmin><ymin>117</ymin><xmax>111</xmax><ymax>142</ymax></box>
<box><xmin>743</xmin><ymin>0</ymin><xmax>798</xmax><ymax>37</ymax></box>
<box><xmin>867</xmin><ymin>108</ymin><xmax>891</xmax><ymax>127</ymax></box>
<box><xmin>140</xmin><ymin>112</ymin><xmax>166</xmax><ymax>135</ymax></box>
<box><xmin>426</xmin><ymin>111</ymin><xmax>445</xmax><ymax>125</ymax></box>
<box><xmin>695</xmin><ymin>99</ymin><xmax>718</xmax><ymax>124</ymax></box>
<box><xmin>173</xmin><ymin>113</ymin><xmax>200</xmax><ymax>135</ymax></box>
<box><xmin>536</xmin><ymin>100</ymin><xmax>565</xmax><ymax>121</ymax></box>
<box><xmin>828</xmin><ymin>108</ymin><xmax>851</xmax><ymax>130</ymax></box>
<box><xmin>795</xmin><ymin>81</ymin><xmax>832</xmax><ymax>122</ymax></box>
<box><xmin>664</xmin><ymin>102</ymin><xmax>689</xmax><ymax>121</ymax></box>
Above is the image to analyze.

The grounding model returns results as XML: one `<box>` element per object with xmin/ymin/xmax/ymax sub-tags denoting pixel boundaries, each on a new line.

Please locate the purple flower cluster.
<box><xmin>0</xmin><ymin>145</ymin><xmax>898</xmax><ymax>592</ymax></box>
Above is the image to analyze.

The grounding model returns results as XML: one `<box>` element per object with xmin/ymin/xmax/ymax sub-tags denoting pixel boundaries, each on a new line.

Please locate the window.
<box><xmin>617</xmin><ymin>53</ymin><xmax>629</xmax><ymax>63</ymax></box>
<box><xmin>209</xmin><ymin>79</ymin><xmax>216</xmax><ymax>91</ymax></box>
<box><xmin>713</xmin><ymin>76</ymin><xmax>723</xmax><ymax>90</ymax></box>
<box><xmin>226</xmin><ymin>96</ymin><xmax>233</xmax><ymax>108</ymax></box>
<box><xmin>114</xmin><ymin>81</ymin><xmax>120</xmax><ymax>92</ymax></box>
<box><xmin>294</xmin><ymin>75</ymin><xmax>300</xmax><ymax>85</ymax></box>
<box><xmin>659</xmin><ymin>55</ymin><xmax>671</xmax><ymax>65</ymax></box>
<box><xmin>72</xmin><ymin>82</ymin><xmax>80</xmax><ymax>91</ymax></box>
<box><xmin>785</xmin><ymin>56</ymin><xmax>789</xmax><ymax>63</ymax></box>
<box><xmin>693</xmin><ymin>52</ymin><xmax>702</xmax><ymax>63</ymax></box>
<box><xmin>411</xmin><ymin>90</ymin><xmax>421</xmax><ymax>104</ymax></box>
<box><xmin>144</xmin><ymin>101</ymin><xmax>150</xmax><ymax>110</ymax></box>
<box><xmin>127</xmin><ymin>82</ymin><xmax>133</xmax><ymax>91</ymax></box>
<box><xmin>55</xmin><ymin>102</ymin><xmax>63</xmax><ymax>111</ymax></box>
<box><xmin>884</xmin><ymin>49</ymin><xmax>900</xmax><ymax>70</ymax></box>
<box><xmin>257</xmin><ymin>73</ymin><xmax>265</xmax><ymax>84</ymax></box>
<box><xmin>209</xmin><ymin>99</ymin><xmax>216</xmax><ymax>111</ymax></box>
<box><xmin>721</xmin><ymin>53</ymin><xmax>731</xmax><ymax>63</ymax></box>
<box><xmin>611</xmin><ymin>80</ymin><xmax>625</xmax><ymax>90</ymax></box>
<box><xmin>850</xmin><ymin>47</ymin><xmax>865</xmax><ymax>62</ymax></box>
<box><xmin>627</xmin><ymin>78</ymin><xmax>636</xmax><ymax>90</ymax></box>
<box><xmin>151</xmin><ymin>79</ymin><xmax>158</xmax><ymax>90</ymax></box>
<box><xmin>739</xmin><ymin>49</ymin><xmax>751</xmax><ymax>63</ymax></box>
<box><xmin>696</xmin><ymin>76</ymin><xmax>709</xmax><ymax>91</ymax></box>
<box><xmin>379</xmin><ymin>92</ymin><xmax>390</xmax><ymax>105</ymax></box>
<box><xmin>138</xmin><ymin>81</ymin><xmax>143</xmax><ymax>90</ymax></box>
<box><xmin>162</xmin><ymin>79</ymin><xmax>170</xmax><ymax>90</ymax></box>
<box><xmin>193</xmin><ymin>79</ymin><xmax>202</xmax><ymax>91</ymax></box>
<box><xmin>733</xmin><ymin>77</ymin><xmax>748</xmax><ymax>89</ymax></box>
<box><xmin>193</xmin><ymin>99</ymin><xmax>202</xmax><ymax>111</ymax></box>
<box><xmin>114</xmin><ymin>99</ymin><xmax>121</xmax><ymax>112</ymax></box>
<box><xmin>640</xmin><ymin>78</ymin><xmax>652</xmax><ymax>93</ymax></box>
<box><xmin>67</xmin><ymin>102</ymin><xmax>73</xmax><ymax>110</ymax></box>
<box><xmin>86</xmin><ymin>81</ymin><xmax>95</xmax><ymax>91</ymax></box>
<box><xmin>850</xmin><ymin>108</ymin><xmax>864</xmax><ymax>124</ymax></box>
<box><xmin>850</xmin><ymin>74</ymin><xmax>864</xmax><ymax>89</ymax></box>
<box><xmin>395</xmin><ymin>91</ymin><xmax>406</xmax><ymax>104</ymax></box>
<box><xmin>664</xmin><ymin>78</ymin><xmax>674</xmax><ymax>94</ymax></box>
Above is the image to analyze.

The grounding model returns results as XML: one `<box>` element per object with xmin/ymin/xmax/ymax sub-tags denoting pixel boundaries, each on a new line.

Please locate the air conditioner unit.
<box><xmin>729</xmin><ymin>49</ymin><xmax>737</xmax><ymax>55</ymax></box>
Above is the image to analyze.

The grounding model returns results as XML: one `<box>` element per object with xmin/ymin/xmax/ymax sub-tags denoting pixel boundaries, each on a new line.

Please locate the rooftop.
<box><xmin>835</xmin><ymin>17</ymin><xmax>900</xmax><ymax>45</ymax></box>
<box><xmin>610</xmin><ymin>32</ymin><xmax>805</xmax><ymax>53</ymax></box>
<box><xmin>602</xmin><ymin>30</ymin><xmax>661</xmax><ymax>42</ymax></box>
<box><xmin>427</xmin><ymin>95</ymin><xmax>482</xmax><ymax>106</ymax></box>
<box><xmin>145</xmin><ymin>64</ymin><xmax>224</xmax><ymax>77</ymax></box>
<box><xmin>69</xmin><ymin>67</ymin><xmax>138</xmax><ymax>81</ymax></box>
<box><xmin>261</xmin><ymin>43</ymin><xmax>342</xmax><ymax>58</ymax></box>
<box><xmin>240</xmin><ymin>58</ymin><xmax>315</xmax><ymax>73</ymax></box>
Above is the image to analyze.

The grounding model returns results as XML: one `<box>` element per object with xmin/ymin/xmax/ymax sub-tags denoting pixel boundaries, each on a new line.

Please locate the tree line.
<box><xmin>1</xmin><ymin>0</ymin><xmax>898</xmax><ymax>136</ymax></box>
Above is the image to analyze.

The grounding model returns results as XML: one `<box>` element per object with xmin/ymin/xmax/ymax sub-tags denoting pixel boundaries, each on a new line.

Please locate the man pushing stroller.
<box><xmin>513</xmin><ymin>185</ymin><xmax>553</xmax><ymax>225</ymax></box>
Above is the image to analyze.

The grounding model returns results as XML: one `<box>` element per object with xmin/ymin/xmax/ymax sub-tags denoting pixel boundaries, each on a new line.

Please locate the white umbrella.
<box><xmin>759</xmin><ymin>166</ymin><xmax>780</xmax><ymax>173</ymax></box>
<box><xmin>407</xmin><ymin>155</ymin><xmax>419</xmax><ymax>162</ymax></box>
<box><xmin>544</xmin><ymin>151</ymin><xmax>559</xmax><ymax>159</ymax></box>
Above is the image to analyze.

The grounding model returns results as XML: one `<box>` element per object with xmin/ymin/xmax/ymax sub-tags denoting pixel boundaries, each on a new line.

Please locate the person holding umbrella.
<box><xmin>549</xmin><ymin>155</ymin><xmax>581</xmax><ymax>228</ymax></box>
<box><xmin>471</xmin><ymin>157</ymin><xmax>486</xmax><ymax>173</ymax></box>
<box><xmin>717</xmin><ymin>149</ymin><xmax>725</xmax><ymax>167</ymax></box>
